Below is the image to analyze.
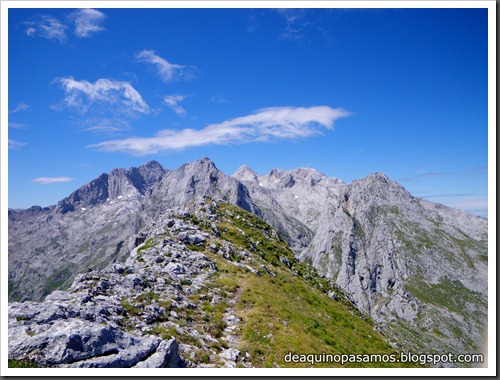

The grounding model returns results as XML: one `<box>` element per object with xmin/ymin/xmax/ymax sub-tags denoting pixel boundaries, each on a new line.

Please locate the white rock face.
<box><xmin>146</xmin><ymin>158</ymin><xmax>258</xmax><ymax>217</ymax></box>
<box><xmin>9</xmin><ymin>157</ymin><xmax>488</xmax><ymax>359</ymax></box>
<box><xmin>233</xmin><ymin>167</ymin><xmax>488</xmax><ymax>354</ymax></box>
<box><xmin>233</xmin><ymin>165</ymin><xmax>344</xmax><ymax>252</ymax></box>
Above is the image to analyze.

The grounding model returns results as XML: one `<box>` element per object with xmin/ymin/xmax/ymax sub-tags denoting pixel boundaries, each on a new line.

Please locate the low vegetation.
<box><xmin>8</xmin><ymin>359</ymin><xmax>38</xmax><ymax>368</ymax></box>
<box><xmin>201</xmin><ymin>201</ymin><xmax>416</xmax><ymax>367</ymax></box>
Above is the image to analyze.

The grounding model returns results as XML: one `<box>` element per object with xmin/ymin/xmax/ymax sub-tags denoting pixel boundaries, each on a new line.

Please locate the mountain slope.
<box><xmin>8</xmin><ymin>161</ymin><xmax>167</xmax><ymax>302</ymax></box>
<box><xmin>9</xmin><ymin>199</ymin><xmax>413</xmax><ymax>368</ymax></box>
<box><xmin>8</xmin><ymin>157</ymin><xmax>488</xmax><ymax>366</ymax></box>
<box><xmin>235</xmin><ymin>167</ymin><xmax>487</xmax><ymax>356</ymax></box>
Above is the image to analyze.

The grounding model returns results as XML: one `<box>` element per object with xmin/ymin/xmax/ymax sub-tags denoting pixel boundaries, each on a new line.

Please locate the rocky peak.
<box><xmin>145</xmin><ymin>157</ymin><xmax>258</xmax><ymax>216</ymax></box>
<box><xmin>192</xmin><ymin>156</ymin><xmax>217</xmax><ymax>169</ymax></box>
<box><xmin>165</xmin><ymin>157</ymin><xmax>222</xmax><ymax>185</ymax></box>
<box><xmin>138</xmin><ymin>160</ymin><xmax>168</xmax><ymax>187</ymax></box>
<box><xmin>54</xmin><ymin>163</ymin><xmax>168</xmax><ymax>215</ymax></box>
<box><xmin>345</xmin><ymin>172</ymin><xmax>413</xmax><ymax>207</ymax></box>
<box><xmin>232</xmin><ymin>165</ymin><xmax>259</xmax><ymax>183</ymax></box>
<box><xmin>139</xmin><ymin>160</ymin><xmax>164</xmax><ymax>171</ymax></box>
<box><xmin>351</xmin><ymin>172</ymin><xmax>399</xmax><ymax>189</ymax></box>
<box><xmin>55</xmin><ymin>173</ymin><xmax>110</xmax><ymax>214</ymax></box>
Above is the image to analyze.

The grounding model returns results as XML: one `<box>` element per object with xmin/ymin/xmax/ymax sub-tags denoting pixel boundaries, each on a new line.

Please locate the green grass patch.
<box><xmin>215</xmin><ymin>203</ymin><xmax>296</xmax><ymax>267</ymax></box>
<box><xmin>405</xmin><ymin>278</ymin><xmax>486</xmax><ymax>314</ymax></box>
<box><xmin>137</xmin><ymin>238</ymin><xmax>157</xmax><ymax>253</ymax></box>
<box><xmin>234</xmin><ymin>264</ymin><xmax>413</xmax><ymax>368</ymax></box>
<box><xmin>186</xmin><ymin>243</ymin><xmax>206</xmax><ymax>252</ymax></box>
<box><xmin>8</xmin><ymin>359</ymin><xmax>38</xmax><ymax>368</ymax></box>
<box><xmin>199</xmin><ymin>219</ymin><xmax>411</xmax><ymax>368</ymax></box>
<box><xmin>145</xmin><ymin>325</ymin><xmax>179</xmax><ymax>340</ymax></box>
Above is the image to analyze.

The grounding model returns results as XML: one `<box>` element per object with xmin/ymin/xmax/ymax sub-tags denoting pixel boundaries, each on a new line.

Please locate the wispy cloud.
<box><xmin>465</xmin><ymin>166</ymin><xmax>488</xmax><ymax>176</ymax></box>
<box><xmin>89</xmin><ymin>106</ymin><xmax>351</xmax><ymax>155</ymax></box>
<box><xmin>8</xmin><ymin>122</ymin><xmax>26</xmax><ymax>130</ymax></box>
<box><xmin>24</xmin><ymin>15</ymin><xmax>67</xmax><ymax>43</ymax></box>
<box><xmin>247</xmin><ymin>11</ymin><xmax>260</xmax><ymax>33</ymax></box>
<box><xmin>54</xmin><ymin>77</ymin><xmax>149</xmax><ymax>133</ymax></box>
<box><xmin>9</xmin><ymin>102</ymin><xmax>30</xmax><ymax>114</ymax></box>
<box><xmin>55</xmin><ymin>77</ymin><xmax>150</xmax><ymax>115</ymax></box>
<box><xmin>423</xmin><ymin>193</ymin><xmax>488</xmax><ymax>218</ymax></box>
<box><xmin>24</xmin><ymin>9</ymin><xmax>106</xmax><ymax>43</ymax></box>
<box><xmin>136</xmin><ymin>50</ymin><xmax>198</xmax><ymax>83</ymax></box>
<box><xmin>8</xmin><ymin>139</ymin><xmax>27</xmax><ymax>150</ymax></box>
<box><xmin>399</xmin><ymin>172</ymin><xmax>449</xmax><ymax>183</ymax></box>
<box><xmin>164</xmin><ymin>94</ymin><xmax>187</xmax><ymax>115</ymax></box>
<box><xmin>276</xmin><ymin>9</ymin><xmax>309</xmax><ymax>41</ymax></box>
<box><xmin>248</xmin><ymin>9</ymin><xmax>335</xmax><ymax>45</ymax></box>
<box><xmin>210</xmin><ymin>94</ymin><xmax>229</xmax><ymax>104</ymax></box>
<box><xmin>81</xmin><ymin>117</ymin><xmax>132</xmax><ymax>133</ymax></box>
<box><xmin>69</xmin><ymin>9</ymin><xmax>106</xmax><ymax>38</ymax></box>
<box><xmin>421</xmin><ymin>193</ymin><xmax>476</xmax><ymax>199</ymax></box>
<box><xmin>32</xmin><ymin>177</ymin><xmax>73</xmax><ymax>185</ymax></box>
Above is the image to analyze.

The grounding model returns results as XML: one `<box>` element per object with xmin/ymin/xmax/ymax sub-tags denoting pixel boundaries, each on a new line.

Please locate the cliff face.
<box><xmin>235</xmin><ymin>167</ymin><xmax>487</xmax><ymax>355</ymax></box>
<box><xmin>8</xmin><ymin>158</ymin><xmax>488</xmax><ymax>366</ymax></box>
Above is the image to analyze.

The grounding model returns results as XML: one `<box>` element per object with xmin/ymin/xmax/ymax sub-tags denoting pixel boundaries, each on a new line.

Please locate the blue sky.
<box><xmin>6</xmin><ymin>5</ymin><xmax>490</xmax><ymax>217</ymax></box>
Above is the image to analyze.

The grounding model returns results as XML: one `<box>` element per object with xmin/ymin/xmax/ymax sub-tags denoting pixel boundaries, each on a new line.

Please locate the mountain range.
<box><xmin>8</xmin><ymin>158</ymin><xmax>488</xmax><ymax>367</ymax></box>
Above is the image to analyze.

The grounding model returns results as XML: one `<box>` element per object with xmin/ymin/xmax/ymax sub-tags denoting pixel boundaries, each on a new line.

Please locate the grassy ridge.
<box><xmin>206</xmin><ymin>202</ymin><xmax>416</xmax><ymax>367</ymax></box>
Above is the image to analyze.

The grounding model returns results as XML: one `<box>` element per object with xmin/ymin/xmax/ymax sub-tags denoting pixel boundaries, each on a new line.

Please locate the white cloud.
<box><xmin>69</xmin><ymin>9</ymin><xmax>106</xmax><ymax>38</ymax></box>
<box><xmin>24</xmin><ymin>16</ymin><xmax>67</xmax><ymax>44</ymax></box>
<box><xmin>9</xmin><ymin>102</ymin><xmax>30</xmax><ymax>114</ymax></box>
<box><xmin>8</xmin><ymin>139</ymin><xmax>26</xmax><ymax>149</ymax></box>
<box><xmin>32</xmin><ymin>177</ymin><xmax>73</xmax><ymax>185</ymax></box>
<box><xmin>56</xmin><ymin>77</ymin><xmax>150</xmax><ymax>114</ymax></box>
<box><xmin>164</xmin><ymin>94</ymin><xmax>187</xmax><ymax>115</ymax></box>
<box><xmin>89</xmin><ymin>106</ymin><xmax>351</xmax><ymax>155</ymax></box>
<box><xmin>136</xmin><ymin>50</ymin><xmax>198</xmax><ymax>83</ymax></box>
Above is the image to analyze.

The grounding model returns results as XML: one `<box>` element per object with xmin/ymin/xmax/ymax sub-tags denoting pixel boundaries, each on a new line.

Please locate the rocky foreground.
<box><xmin>10</xmin><ymin>198</ymin><xmax>416</xmax><ymax>368</ymax></box>
<box><xmin>9</xmin><ymin>201</ymin><xmax>245</xmax><ymax>367</ymax></box>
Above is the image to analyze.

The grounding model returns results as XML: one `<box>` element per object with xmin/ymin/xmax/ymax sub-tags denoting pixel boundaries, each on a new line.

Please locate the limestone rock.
<box><xmin>8</xmin><ymin>157</ymin><xmax>488</xmax><ymax>364</ymax></box>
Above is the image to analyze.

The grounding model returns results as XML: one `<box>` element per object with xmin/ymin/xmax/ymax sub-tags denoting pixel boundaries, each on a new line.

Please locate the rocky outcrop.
<box><xmin>8</xmin><ymin>199</ymin><xmax>275</xmax><ymax>368</ymax></box>
<box><xmin>232</xmin><ymin>165</ymin><xmax>344</xmax><ymax>251</ymax></box>
<box><xmin>9</xmin><ymin>301</ymin><xmax>182</xmax><ymax>368</ymax></box>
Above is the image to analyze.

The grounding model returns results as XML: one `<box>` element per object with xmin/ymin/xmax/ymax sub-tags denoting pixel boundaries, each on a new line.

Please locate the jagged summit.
<box><xmin>143</xmin><ymin>157</ymin><xmax>258</xmax><ymax>217</ymax></box>
<box><xmin>346</xmin><ymin>171</ymin><xmax>414</xmax><ymax>208</ymax></box>
<box><xmin>55</xmin><ymin>161</ymin><xmax>168</xmax><ymax>214</ymax></box>
<box><xmin>232</xmin><ymin>164</ymin><xmax>259</xmax><ymax>182</ymax></box>
<box><xmin>137</xmin><ymin>160</ymin><xmax>168</xmax><ymax>186</ymax></box>
<box><xmin>352</xmin><ymin>171</ymin><xmax>396</xmax><ymax>186</ymax></box>
<box><xmin>8</xmin><ymin>157</ymin><xmax>488</xmax><ymax>364</ymax></box>
<box><xmin>139</xmin><ymin>159</ymin><xmax>164</xmax><ymax>169</ymax></box>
